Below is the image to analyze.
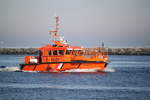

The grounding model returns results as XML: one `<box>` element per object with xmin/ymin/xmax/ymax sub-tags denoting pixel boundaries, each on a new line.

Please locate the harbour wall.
<box><xmin>0</xmin><ymin>48</ymin><xmax>38</xmax><ymax>54</ymax></box>
<box><xmin>108</xmin><ymin>48</ymin><xmax>150</xmax><ymax>55</ymax></box>
<box><xmin>0</xmin><ymin>48</ymin><xmax>150</xmax><ymax>55</ymax></box>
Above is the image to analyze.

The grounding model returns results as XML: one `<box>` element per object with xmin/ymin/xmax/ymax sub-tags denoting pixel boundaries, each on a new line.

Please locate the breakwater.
<box><xmin>85</xmin><ymin>48</ymin><xmax>150</xmax><ymax>55</ymax></box>
<box><xmin>108</xmin><ymin>48</ymin><xmax>150</xmax><ymax>55</ymax></box>
<box><xmin>0</xmin><ymin>48</ymin><xmax>38</xmax><ymax>54</ymax></box>
<box><xmin>0</xmin><ymin>48</ymin><xmax>150</xmax><ymax>55</ymax></box>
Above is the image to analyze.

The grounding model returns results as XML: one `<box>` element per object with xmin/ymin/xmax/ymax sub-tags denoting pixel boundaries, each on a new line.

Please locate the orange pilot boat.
<box><xmin>20</xmin><ymin>16</ymin><xmax>109</xmax><ymax>72</ymax></box>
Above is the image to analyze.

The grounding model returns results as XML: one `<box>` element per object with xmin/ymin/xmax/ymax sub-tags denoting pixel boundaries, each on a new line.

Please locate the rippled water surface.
<box><xmin>0</xmin><ymin>55</ymin><xmax>150</xmax><ymax>100</ymax></box>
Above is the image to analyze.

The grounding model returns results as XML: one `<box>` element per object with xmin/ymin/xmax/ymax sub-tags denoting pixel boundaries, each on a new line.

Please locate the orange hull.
<box><xmin>21</xmin><ymin>62</ymin><xmax>107</xmax><ymax>72</ymax></box>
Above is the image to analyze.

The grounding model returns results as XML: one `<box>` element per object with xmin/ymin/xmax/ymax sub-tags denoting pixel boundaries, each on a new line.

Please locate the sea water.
<box><xmin>0</xmin><ymin>55</ymin><xmax>150</xmax><ymax>100</ymax></box>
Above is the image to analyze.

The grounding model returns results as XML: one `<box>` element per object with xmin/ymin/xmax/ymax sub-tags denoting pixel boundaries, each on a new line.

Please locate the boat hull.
<box><xmin>20</xmin><ymin>61</ymin><xmax>108</xmax><ymax>72</ymax></box>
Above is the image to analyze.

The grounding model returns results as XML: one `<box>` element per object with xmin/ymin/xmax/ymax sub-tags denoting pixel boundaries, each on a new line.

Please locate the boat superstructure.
<box><xmin>20</xmin><ymin>16</ymin><xmax>109</xmax><ymax>72</ymax></box>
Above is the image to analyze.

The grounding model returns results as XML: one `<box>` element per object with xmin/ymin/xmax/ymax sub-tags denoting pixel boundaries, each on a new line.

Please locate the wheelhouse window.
<box><xmin>49</xmin><ymin>50</ymin><xmax>64</xmax><ymax>56</ymax></box>
<box><xmin>72</xmin><ymin>50</ymin><xmax>76</xmax><ymax>55</ymax></box>
<box><xmin>66</xmin><ymin>50</ymin><xmax>71</xmax><ymax>55</ymax></box>
<box><xmin>48</xmin><ymin>50</ymin><xmax>52</xmax><ymax>55</ymax></box>
<box><xmin>78</xmin><ymin>50</ymin><xmax>83</xmax><ymax>55</ymax></box>
<box><xmin>59</xmin><ymin>50</ymin><xmax>64</xmax><ymax>55</ymax></box>
<box><xmin>53</xmin><ymin>50</ymin><xmax>57</xmax><ymax>55</ymax></box>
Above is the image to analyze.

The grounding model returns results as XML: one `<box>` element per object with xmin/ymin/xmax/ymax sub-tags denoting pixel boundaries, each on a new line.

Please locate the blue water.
<box><xmin>0</xmin><ymin>55</ymin><xmax>150</xmax><ymax>100</ymax></box>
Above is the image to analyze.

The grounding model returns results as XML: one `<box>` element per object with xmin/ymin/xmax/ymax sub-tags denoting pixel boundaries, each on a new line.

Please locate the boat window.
<box><xmin>48</xmin><ymin>50</ymin><xmax>52</xmax><ymax>55</ymax></box>
<box><xmin>53</xmin><ymin>44</ymin><xmax>57</xmax><ymax>47</ymax></box>
<box><xmin>72</xmin><ymin>50</ymin><xmax>76</xmax><ymax>55</ymax></box>
<box><xmin>66</xmin><ymin>50</ymin><xmax>71</xmax><ymax>55</ymax></box>
<box><xmin>78</xmin><ymin>50</ymin><xmax>83</xmax><ymax>55</ymax></box>
<box><xmin>59</xmin><ymin>50</ymin><xmax>64</xmax><ymax>55</ymax></box>
<box><xmin>53</xmin><ymin>50</ymin><xmax>57</xmax><ymax>55</ymax></box>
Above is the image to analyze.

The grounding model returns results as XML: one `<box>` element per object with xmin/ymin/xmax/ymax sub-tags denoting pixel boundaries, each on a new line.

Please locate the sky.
<box><xmin>0</xmin><ymin>0</ymin><xmax>150</xmax><ymax>48</ymax></box>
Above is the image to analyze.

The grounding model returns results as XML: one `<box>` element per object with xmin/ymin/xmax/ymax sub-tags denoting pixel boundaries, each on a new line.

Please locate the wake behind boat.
<box><xmin>20</xmin><ymin>16</ymin><xmax>109</xmax><ymax>72</ymax></box>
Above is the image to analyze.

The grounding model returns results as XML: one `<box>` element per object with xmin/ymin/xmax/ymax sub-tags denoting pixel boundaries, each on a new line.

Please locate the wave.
<box><xmin>0</xmin><ymin>66</ymin><xmax>115</xmax><ymax>73</ymax></box>
<box><xmin>0</xmin><ymin>84</ymin><xmax>150</xmax><ymax>91</ymax></box>
<box><xmin>22</xmin><ymin>71</ymin><xmax>38</xmax><ymax>73</ymax></box>
<box><xmin>47</xmin><ymin>85</ymin><xmax>150</xmax><ymax>91</ymax></box>
<box><xmin>63</xmin><ymin>68</ymin><xmax>115</xmax><ymax>73</ymax></box>
<box><xmin>0</xmin><ymin>66</ymin><xmax>21</xmax><ymax>72</ymax></box>
<box><xmin>63</xmin><ymin>68</ymin><xmax>100</xmax><ymax>72</ymax></box>
<box><xmin>103</xmin><ymin>67</ymin><xmax>115</xmax><ymax>72</ymax></box>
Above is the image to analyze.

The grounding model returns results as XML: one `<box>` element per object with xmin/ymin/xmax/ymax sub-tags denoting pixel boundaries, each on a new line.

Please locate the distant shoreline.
<box><xmin>0</xmin><ymin>48</ymin><xmax>150</xmax><ymax>55</ymax></box>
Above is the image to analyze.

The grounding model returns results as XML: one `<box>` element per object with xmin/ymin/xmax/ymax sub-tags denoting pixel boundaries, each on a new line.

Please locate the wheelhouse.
<box><xmin>37</xmin><ymin>41</ymin><xmax>83</xmax><ymax>63</ymax></box>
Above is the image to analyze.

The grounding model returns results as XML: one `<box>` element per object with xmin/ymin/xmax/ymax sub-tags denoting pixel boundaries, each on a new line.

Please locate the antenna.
<box><xmin>55</xmin><ymin>16</ymin><xmax>59</xmax><ymax>33</ymax></box>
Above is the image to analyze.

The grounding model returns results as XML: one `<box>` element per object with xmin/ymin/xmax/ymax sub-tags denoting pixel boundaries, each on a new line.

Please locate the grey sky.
<box><xmin>0</xmin><ymin>0</ymin><xmax>150</xmax><ymax>48</ymax></box>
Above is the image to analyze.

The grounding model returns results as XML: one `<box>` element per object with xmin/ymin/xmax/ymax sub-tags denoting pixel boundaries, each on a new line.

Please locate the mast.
<box><xmin>49</xmin><ymin>16</ymin><xmax>67</xmax><ymax>45</ymax></box>
<box><xmin>49</xmin><ymin>16</ymin><xmax>60</xmax><ymax>41</ymax></box>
